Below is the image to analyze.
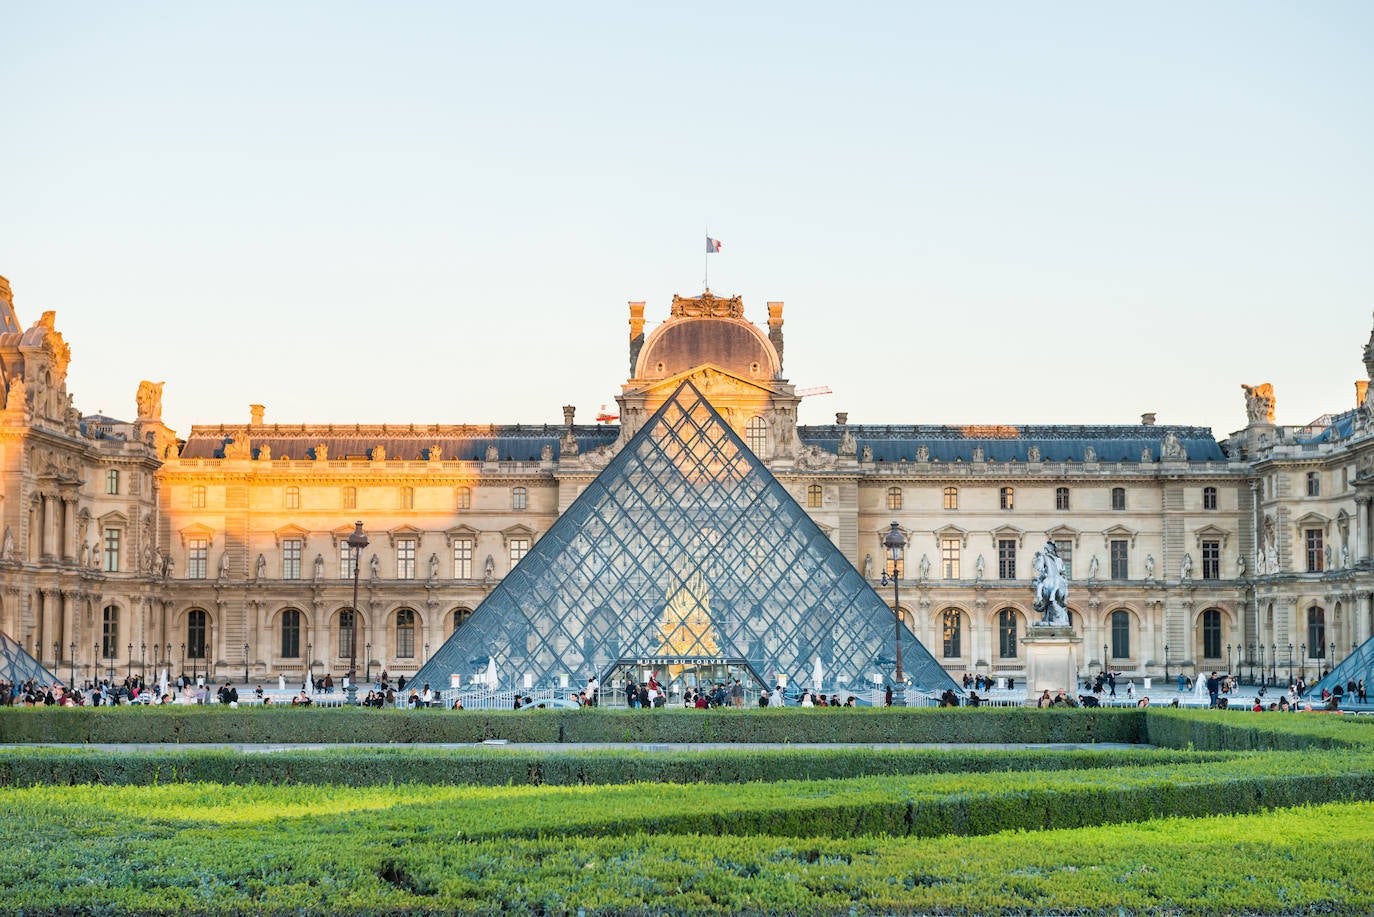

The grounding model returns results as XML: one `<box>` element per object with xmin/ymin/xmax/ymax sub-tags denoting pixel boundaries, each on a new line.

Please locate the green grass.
<box><xmin>1</xmin><ymin>708</ymin><xmax>1372</xmax><ymax>914</ymax></box>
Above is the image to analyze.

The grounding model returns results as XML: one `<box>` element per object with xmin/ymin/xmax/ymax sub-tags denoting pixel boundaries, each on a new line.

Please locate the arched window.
<box><xmin>511</xmin><ymin>486</ymin><xmax>527</xmax><ymax>511</ymax></box>
<box><xmin>943</xmin><ymin>487</ymin><xmax>958</xmax><ymax>510</ymax></box>
<box><xmin>942</xmin><ymin>609</ymin><xmax>962</xmax><ymax>659</ymax></box>
<box><xmin>396</xmin><ymin>609</ymin><xmax>416</xmax><ymax>658</ymax></box>
<box><xmin>101</xmin><ymin>606</ymin><xmax>119</xmax><ymax>659</ymax></box>
<box><xmin>807</xmin><ymin>484</ymin><xmax>822</xmax><ymax>508</ymax></box>
<box><xmin>887</xmin><ymin>486</ymin><xmax>903</xmax><ymax>511</ymax></box>
<box><xmin>1202</xmin><ymin>486</ymin><xmax>1217</xmax><ymax>510</ymax></box>
<box><xmin>1110</xmin><ymin>609</ymin><xmax>1131</xmax><ymax>659</ymax></box>
<box><xmin>1202</xmin><ymin>609</ymin><xmax>1221</xmax><ymax>660</ymax></box>
<box><xmin>338</xmin><ymin>609</ymin><xmax>356</xmax><ymax>659</ymax></box>
<box><xmin>187</xmin><ymin>609</ymin><xmax>207</xmax><ymax>660</ymax></box>
<box><xmin>1055</xmin><ymin>487</ymin><xmax>1070</xmax><ymax>511</ymax></box>
<box><xmin>1111</xmin><ymin>487</ymin><xmax>1126</xmax><ymax>511</ymax></box>
<box><xmin>997</xmin><ymin>609</ymin><xmax>1018</xmax><ymax>658</ymax></box>
<box><xmin>1307</xmin><ymin>607</ymin><xmax>1326</xmax><ymax>657</ymax></box>
<box><xmin>280</xmin><ymin>609</ymin><xmax>301</xmax><ymax>658</ymax></box>
<box><xmin>285</xmin><ymin>486</ymin><xmax>301</xmax><ymax>509</ymax></box>
<box><xmin>745</xmin><ymin>417</ymin><xmax>768</xmax><ymax>454</ymax></box>
<box><xmin>453</xmin><ymin>607</ymin><xmax>472</xmax><ymax>632</ymax></box>
<box><xmin>999</xmin><ymin>487</ymin><xmax>1014</xmax><ymax>510</ymax></box>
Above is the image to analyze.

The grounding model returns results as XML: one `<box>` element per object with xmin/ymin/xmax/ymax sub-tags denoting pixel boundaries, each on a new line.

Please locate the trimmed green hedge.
<box><xmin>0</xmin><ymin>744</ymin><xmax>1227</xmax><ymax>788</ymax></box>
<box><xmin>0</xmin><ymin>705</ymin><xmax>1146</xmax><ymax>745</ymax></box>
<box><xmin>1144</xmin><ymin>707</ymin><xmax>1374</xmax><ymax>750</ymax></box>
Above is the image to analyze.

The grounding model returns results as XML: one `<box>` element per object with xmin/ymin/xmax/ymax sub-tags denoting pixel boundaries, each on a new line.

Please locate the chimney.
<box><xmin>1357</xmin><ymin>380</ymin><xmax>1369</xmax><ymax>408</ymax></box>
<box><xmin>628</xmin><ymin>301</ymin><xmax>646</xmax><ymax>377</ymax></box>
<box><xmin>835</xmin><ymin>412</ymin><xmax>848</xmax><ymax>425</ymax></box>
<box><xmin>767</xmin><ymin>301</ymin><xmax>785</xmax><ymax>372</ymax></box>
<box><xmin>1141</xmin><ymin>412</ymin><xmax>1156</xmax><ymax>426</ymax></box>
<box><xmin>562</xmin><ymin>404</ymin><xmax>576</xmax><ymax>426</ymax></box>
<box><xmin>250</xmin><ymin>404</ymin><xmax>265</xmax><ymax>426</ymax></box>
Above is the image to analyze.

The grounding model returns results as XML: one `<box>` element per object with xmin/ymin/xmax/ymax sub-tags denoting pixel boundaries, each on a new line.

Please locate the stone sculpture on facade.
<box><xmin>255</xmin><ymin>553</ymin><xmax>266</xmax><ymax>579</ymax></box>
<box><xmin>429</xmin><ymin>553</ymin><xmax>440</xmax><ymax>580</ymax></box>
<box><xmin>1180</xmin><ymin>552</ymin><xmax>1193</xmax><ymax>581</ymax></box>
<box><xmin>974</xmin><ymin>554</ymin><xmax>985</xmax><ymax>582</ymax></box>
<box><xmin>1031</xmin><ymin>540</ymin><xmax>1069</xmax><ymax>626</ymax></box>
<box><xmin>972</xmin><ymin>446</ymin><xmax>984</xmax><ymax>462</ymax></box>
<box><xmin>1242</xmin><ymin>383</ymin><xmax>1276</xmax><ymax>423</ymax></box>
<box><xmin>315</xmin><ymin>443</ymin><xmax>328</xmax><ymax>461</ymax></box>
<box><xmin>837</xmin><ymin>427</ymin><xmax>856</xmax><ymax>457</ymax></box>
<box><xmin>915</xmin><ymin>445</ymin><xmax>930</xmax><ymax>462</ymax></box>
<box><xmin>918</xmin><ymin>554</ymin><xmax>931</xmax><ymax>581</ymax></box>
<box><xmin>1027</xmin><ymin>445</ymin><xmax>1040</xmax><ymax>462</ymax></box>
<box><xmin>1160</xmin><ymin>432</ymin><xmax>1186</xmax><ymax>461</ymax></box>
<box><xmin>860</xmin><ymin>445</ymin><xmax>872</xmax><ymax>462</ymax></box>
<box><xmin>313</xmin><ymin>554</ymin><xmax>324</xmax><ymax>580</ymax></box>
<box><xmin>135</xmin><ymin>380</ymin><xmax>164</xmax><ymax>423</ymax></box>
<box><xmin>862</xmin><ymin>553</ymin><xmax>873</xmax><ymax>579</ymax></box>
<box><xmin>1087</xmin><ymin>555</ymin><xmax>1100</xmax><ymax>581</ymax></box>
<box><xmin>1</xmin><ymin>526</ymin><xmax>13</xmax><ymax>561</ymax></box>
<box><xmin>1144</xmin><ymin>554</ymin><xmax>1155</xmax><ymax>580</ymax></box>
<box><xmin>1083</xmin><ymin>445</ymin><xmax>1096</xmax><ymax>463</ymax></box>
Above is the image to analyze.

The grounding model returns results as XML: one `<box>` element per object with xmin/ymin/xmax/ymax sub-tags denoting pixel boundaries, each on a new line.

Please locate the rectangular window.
<box><xmin>105</xmin><ymin>469</ymin><xmax>119</xmax><ymax>495</ymax></box>
<box><xmin>1109</xmin><ymin>539</ymin><xmax>1128</xmax><ymax>579</ymax></box>
<box><xmin>103</xmin><ymin>528</ymin><xmax>120</xmax><ymax>573</ymax></box>
<box><xmin>285</xmin><ymin>486</ymin><xmax>301</xmax><ymax>509</ymax></box>
<box><xmin>400</xmin><ymin>487</ymin><xmax>414</xmax><ymax>510</ymax></box>
<box><xmin>997</xmin><ymin>539</ymin><xmax>1016</xmax><ymax>579</ymax></box>
<box><xmin>453</xmin><ymin>538</ymin><xmax>473</xmax><ymax>579</ymax></box>
<box><xmin>1111</xmin><ymin>487</ymin><xmax>1126</xmax><ymax>511</ymax></box>
<box><xmin>342</xmin><ymin>487</ymin><xmax>356</xmax><ymax>509</ymax></box>
<box><xmin>1306</xmin><ymin>472</ymin><xmax>1320</xmax><ymax>497</ymax></box>
<box><xmin>397</xmin><ymin>538</ymin><xmax>417</xmax><ymax>579</ymax></box>
<box><xmin>282</xmin><ymin>538</ymin><xmax>302</xmax><ymax>580</ymax></box>
<box><xmin>101</xmin><ymin>608</ymin><xmax>119</xmax><ymax>658</ymax></box>
<box><xmin>187</xmin><ymin>537</ymin><xmax>208</xmax><ymax>580</ymax></box>
<box><xmin>807</xmin><ymin>484</ymin><xmax>822</xmax><ymax>508</ymax></box>
<box><xmin>338</xmin><ymin>609</ymin><xmax>355</xmax><ymax>659</ymax></box>
<box><xmin>191</xmin><ymin>485</ymin><xmax>206</xmax><ymax>509</ymax></box>
<box><xmin>999</xmin><ymin>487</ymin><xmax>1014</xmax><ymax>510</ymax></box>
<box><xmin>512</xmin><ymin>487</ymin><xmax>528</xmax><ymax>511</ymax></box>
<box><xmin>509</xmin><ymin>537</ymin><xmax>530</xmax><ymax>570</ymax></box>
<box><xmin>1306</xmin><ymin>529</ymin><xmax>1323</xmax><ymax>572</ymax></box>
<box><xmin>941</xmin><ymin>537</ymin><xmax>960</xmax><ymax>579</ymax></box>
<box><xmin>457</xmin><ymin>487</ymin><xmax>472</xmax><ymax>510</ymax></box>
<box><xmin>339</xmin><ymin>543</ymin><xmax>357</xmax><ymax>579</ymax></box>
<box><xmin>1054</xmin><ymin>540</ymin><xmax>1073</xmax><ymax>579</ymax></box>
<box><xmin>1055</xmin><ymin>487</ymin><xmax>1070</xmax><ymax>511</ymax></box>
<box><xmin>1202</xmin><ymin>486</ymin><xmax>1217</xmax><ymax>510</ymax></box>
<box><xmin>1201</xmin><ymin>540</ymin><xmax>1220</xmax><ymax>580</ymax></box>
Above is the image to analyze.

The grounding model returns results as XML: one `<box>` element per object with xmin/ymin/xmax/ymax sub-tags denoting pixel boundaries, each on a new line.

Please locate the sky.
<box><xmin>2</xmin><ymin>2</ymin><xmax>1371</xmax><ymax>439</ymax></box>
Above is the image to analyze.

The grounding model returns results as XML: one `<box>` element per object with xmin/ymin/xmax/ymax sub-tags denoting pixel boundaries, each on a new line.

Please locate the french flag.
<box><xmin>706</xmin><ymin>237</ymin><xmax>722</xmax><ymax>253</ymax></box>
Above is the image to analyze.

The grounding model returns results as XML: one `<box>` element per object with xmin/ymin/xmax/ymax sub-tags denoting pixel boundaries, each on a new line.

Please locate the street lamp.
<box><xmin>180</xmin><ymin>642</ymin><xmax>186</xmax><ymax>677</ymax></box>
<box><xmin>1226</xmin><ymin>644</ymin><xmax>1232</xmax><ymax>675</ymax></box>
<box><xmin>243</xmin><ymin>643</ymin><xmax>249</xmax><ymax>685</ymax></box>
<box><xmin>52</xmin><ymin>641</ymin><xmax>59</xmax><ymax>671</ymax></box>
<box><xmin>1103</xmin><ymin>643</ymin><xmax>1110</xmax><ymax>676</ymax></box>
<box><xmin>879</xmin><ymin>521</ymin><xmax>906</xmax><ymax>705</ymax></box>
<box><xmin>1247</xmin><ymin>643</ymin><xmax>1254</xmax><ymax>685</ymax></box>
<box><xmin>424</xmin><ymin>642</ymin><xmax>430</xmax><ymax>664</ymax></box>
<box><xmin>365</xmin><ymin>642</ymin><xmax>372</xmax><ymax>683</ymax></box>
<box><xmin>68</xmin><ymin>641</ymin><xmax>75</xmax><ymax>687</ymax></box>
<box><xmin>1300</xmin><ymin>642</ymin><xmax>1306</xmax><ymax>683</ymax></box>
<box><xmin>346</xmin><ymin>521</ymin><xmax>369</xmax><ymax>705</ymax></box>
<box><xmin>127</xmin><ymin>642</ymin><xmax>133</xmax><ymax>681</ymax></box>
<box><xmin>140</xmin><ymin>642</ymin><xmax>146</xmax><ymax>682</ymax></box>
<box><xmin>1164</xmin><ymin>643</ymin><xmax>1170</xmax><ymax>682</ymax></box>
<box><xmin>1270</xmin><ymin>643</ymin><xmax>1276</xmax><ymax>685</ymax></box>
<box><xmin>92</xmin><ymin>642</ymin><xmax>98</xmax><ymax>684</ymax></box>
<box><xmin>1287</xmin><ymin>643</ymin><xmax>1293</xmax><ymax>686</ymax></box>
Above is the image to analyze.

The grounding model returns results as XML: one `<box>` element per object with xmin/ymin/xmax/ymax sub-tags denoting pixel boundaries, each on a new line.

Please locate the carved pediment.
<box><xmin>933</xmin><ymin>524</ymin><xmax>968</xmax><ymax>547</ymax></box>
<box><xmin>1293</xmin><ymin>511</ymin><xmax>1330</xmax><ymax>533</ymax></box>
<box><xmin>178</xmin><ymin>523</ymin><xmax>216</xmax><ymax>547</ymax></box>
<box><xmin>445</xmin><ymin>524</ymin><xmax>481</xmax><ymax>546</ymax></box>
<box><xmin>1102</xmin><ymin>524</ymin><xmax>1138</xmax><ymax>548</ymax></box>
<box><xmin>1045</xmin><ymin>524</ymin><xmax>1080</xmax><ymax>547</ymax></box>
<box><xmin>97</xmin><ymin>510</ymin><xmax>129</xmax><ymax>528</ymax></box>
<box><xmin>273</xmin><ymin>523</ymin><xmax>311</xmax><ymax>546</ymax></box>
<box><xmin>989</xmin><ymin>524</ymin><xmax>1025</xmax><ymax>548</ymax></box>
<box><xmin>387</xmin><ymin>524</ymin><xmax>424</xmax><ymax>546</ymax></box>
<box><xmin>628</xmin><ymin>363</ymin><xmax>781</xmax><ymax>400</ymax></box>
<box><xmin>502</xmin><ymin>523</ymin><xmax>536</xmax><ymax>545</ymax></box>
<box><xmin>1193</xmin><ymin>524</ymin><xmax>1232</xmax><ymax>550</ymax></box>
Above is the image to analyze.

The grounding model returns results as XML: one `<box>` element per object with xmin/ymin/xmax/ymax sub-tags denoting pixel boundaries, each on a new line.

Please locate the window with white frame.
<box><xmin>101</xmin><ymin>606</ymin><xmax>119</xmax><ymax>658</ymax></box>
<box><xmin>1054</xmin><ymin>539</ymin><xmax>1074</xmax><ymax>579</ymax></box>
<box><xmin>453</xmin><ymin>538</ymin><xmax>473</xmax><ymax>579</ymax></box>
<box><xmin>1202</xmin><ymin>486</ymin><xmax>1217</xmax><ymax>510</ymax></box>
<box><xmin>106</xmin><ymin>469</ymin><xmax>119</xmax><ymax>495</ymax></box>
<box><xmin>1111</xmin><ymin>609</ymin><xmax>1131</xmax><ymax>659</ymax></box>
<box><xmin>999</xmin><ymin>486</ymin><xmax>1014</xmax><ymax>510</ymax></box>
<box><xmin>1306</xmin><ymin>472</ymin><xmax>1320</xmax><ymax>497</ymax></box>
<box><xmin>396</xmin><ymin>537</ymin><xmax>417</xmax><ymax>579</ymax></box>
<box><xmin>943</xmin><ymin>487</ymin><xmax>958</xmax><ymax>510</ymax></box>
<box><xmin>509</xmin><ymin>537</ymin><xmax>530</xmax><ymax>569</ymax></box>
<box><xmin>512</xmin><ymin>486</ymin><xmax>527</xmax><ymax>511</ymax></box>
<box><xmin>457</xmin><ymin>487</ymin><xmax>472</xmax><ymax>510</ymax></box>
<box><xmin>1305</xmin><ymin>529</ymin><xmax>1323</xmax><ymax>572</ymax></box>
<box><xmin>191</xmin><ymin>485</ymin><xmax>206</xmax><ymax>509</ymax></box>
<box><xmin>339</xmin><ymin>542</ymin><xmax>357</xmax><ymax>579</ymax></box>
<box><xmin>282</xmin><ymin>538</ymin><xmax>302</xmax><ymax>579</ymax></box>
<box><xmin>942</xmin><ymin>609</ymin><xmax>962</xmax><ymax>658</ymax></box>
<box><xmin>887</xmin><ymin>487</ymin><xmax>902</xmax><ymax>511</ymax></box>
<box><xmin>941</xmin><ymin>537</ymin><xmax>960</xmax><ymax>579</ymax></box>
<box><xmin>745</xmin><ymin>417</ymin><xmax>768</xmax><ymax>453</ymax></box>
<box><xmin>285</xmin><ymin>486</ymin><xmax>301</xmax><ymax>510</ymax></box>
<box><xmin>997</xmin><ymin>539</ymin><xmax>1016</xmax><ymax>579</ymax></box>
<box><xmin>1055</xmin><ymin>487</ymin><xmax>1070</xmax><ymax>511</ymax></box>
<box><xmin>806</xmin><ymin>484</ymin><xmax>822</xmax><ymax>508</ymax></box>
<box><xmin>1201</xmin><ymin>540</ymin><xmax>1220</xmax><ymax>580</ymax></box>
<box><xmin>187</xmin><ymin>537</ymin><xmax>208</xmax><ymax>579</ymax></box>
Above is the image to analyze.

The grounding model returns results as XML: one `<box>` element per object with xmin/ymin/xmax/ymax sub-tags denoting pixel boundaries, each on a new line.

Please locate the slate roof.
<box><xmin>797</xmin><ymin>424</ymin><xmax>1229</xmax><ymax>464</ymax></box>
<box><xmin>179</xmin><ymin>424</ymin><xmax>621</xmax><ymax>461</ymax></box>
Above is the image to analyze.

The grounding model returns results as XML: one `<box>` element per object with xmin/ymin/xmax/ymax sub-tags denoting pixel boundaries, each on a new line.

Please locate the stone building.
<box><xmin>0</xmin><ymin>271</ymin><xmax>1370</xmax><ymax>689</ymax></box>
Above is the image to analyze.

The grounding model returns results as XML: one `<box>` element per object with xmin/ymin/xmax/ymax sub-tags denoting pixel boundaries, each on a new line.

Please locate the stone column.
<box><xmin>39</xmin><ymin>589</ymin><xmax>56</xmax><ymax>665</ymax></box>
<box><xmin>1357</xmin><ymin>496</ymin><xmax>1372</xmax><ymax>564</ymax></box>
<box><xmin>62</xmin><ymin>497</ymin><xmax>77</xmax><ymax>562</ymax></box>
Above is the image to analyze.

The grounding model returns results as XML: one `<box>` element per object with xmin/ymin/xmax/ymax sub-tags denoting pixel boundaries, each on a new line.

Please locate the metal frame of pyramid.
<box><xmin>0</xmin><ymin>631</ymin><xmax>64</xmax><ymax>687</ymax></box>
<box><xmin>413</xmin><ymin>380</ymin><xmax>956</xmax><ymax>695</ymax></box>
<box><xmin>1309</xmin><ymin>633</ymin><xmax>1373</xmax><ymax>701</ymax></box>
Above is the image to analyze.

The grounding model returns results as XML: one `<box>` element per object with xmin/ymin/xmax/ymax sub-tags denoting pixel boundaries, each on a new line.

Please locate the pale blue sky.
<box><xmin>2</xmin><ymin>2</ymin><xmax>1371</xmax><ymax>438</ymax></box>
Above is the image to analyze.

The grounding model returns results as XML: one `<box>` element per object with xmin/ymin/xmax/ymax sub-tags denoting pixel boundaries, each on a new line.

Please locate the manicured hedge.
<box><xmin>0</xmin><ymin>744</ymin><xmax>1227</xmax><ymax>788</ymax></box>
<box><xmin>1145</xmin><ymin>707</ymin><xmax>1374</xmax><ymax>750</ymax></box>
<box><xmin>0</xmin><ymin>705</ymin><xmax>1146</xmax><ymax>745</ymax></box>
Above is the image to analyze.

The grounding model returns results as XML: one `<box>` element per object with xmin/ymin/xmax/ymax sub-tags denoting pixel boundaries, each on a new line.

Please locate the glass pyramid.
<box><xmin>1309</xmin><ymin>633</ymin><xmax>1373</xmax><ymax>701</ymax></box>
<box><xmin>0</xmin><ymin>631</ymin><xmax>64</xmax><ymax>687</ymax></box>
<box><xmin>414</xmin><ymin>380</ymin><xmax>956</xmax><ymax>696</ymax></box>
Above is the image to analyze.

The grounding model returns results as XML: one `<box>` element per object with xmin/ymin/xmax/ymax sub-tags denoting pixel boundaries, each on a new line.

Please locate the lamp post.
<box><xmin>346</xmin><ymin>521</ymin><xmax>369</xmax><ymax>705</ymax></box>
<box><xmin>52</xmin><ymin>641</ymin><xmax>59</xmax><ymax>671</ymax></box>
<box><xmin>140</xmin><ymin>642</ymin><xmax>146</xmax><ymax>682</ymax></box>
<box><xmin>180</xmin><ymin>642</ymin><xmax>186</xmax><ymax>678</ymax></box>
<box><xmin>93</xmin><ymin>642</ymin><xmax>98</xmax><ymax>684</ymax></box>
<box><xmin>879</xmin><ymin>521</ymin><xmax>906</xmax><ymax>705</ymax></box>
<box><xmin>243</xmin><ymin>643</ymin><xmax>249</xmax><ymax>686</ymax></box>
<box><xmin>365</xmin><ymin>642</ymin><xmax>372</xmax><ymax>684</ymax></box>
<box><xmin>1103</xmin><ymin>643</ymin><xmax>1110</xmax><ymax>676</ymax></box>
<box><xmin>1330</xmin><ymin>641</ymin><xmax>1336</xmax><ymax>670</ymax></box>
<box><xmin>1247</xmin><ymin>643</ymin><xmax>1254</xmax><ymax>685</ymax></box>
<box><xmin>68</xmin><ymin>641</ymin><xmax>75</xmax><ymax>687</ymax></box>
<box><xmin>424</xmin><ymin>642</ymin><xmax>430</xmax><ymax>664</ymax></box>
<box><xmin>1287</xmin><ymin>643</ymin><xmax>1293</xmax><ymax>686</ymax></box>
<box><xmin>1226</xmin><ymin>644</ymin><xmax>1232</xmax><ymax>676</ymax></box>
<box><xmin>1270</xmin><ymin>643</ymin><xmax>1276</xmax><ymax>685</ymax></box>
<box><xmin>1300</xmin><ymin>642</ymin><xmax>1306</xmax><ymax>684</ymax></box>
<box><xmin>1164</xmin><ymin>643</ymin><xmax>1169</xmax><ymax>682</ymax></box>
<box><xmin>126</xmin><ymin>642</ymin><xmax>132</xmax><ymax>681</ymax></box>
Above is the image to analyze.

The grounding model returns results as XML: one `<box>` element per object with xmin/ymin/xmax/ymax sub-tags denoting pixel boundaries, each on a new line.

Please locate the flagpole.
<box><xmin>703</xmin><ymin>226</ymin><xmax>709</xmax><ymax>291</ymax></box>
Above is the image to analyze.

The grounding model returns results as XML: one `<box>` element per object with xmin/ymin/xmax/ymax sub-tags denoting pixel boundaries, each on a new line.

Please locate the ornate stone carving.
<box><xmin>315</xmin><ymin>443</ymin><xmax>328</xmax><ymax>461</ymax></box>
<box><xmin>560</xmin><ymin>430</ymin><xmax>579</xmax><ymax>457</ymax></box>
<box><xmin>1140</xmin><ymin>447</ymin><xmax>1152</xmax><ymax>463</ymax></box>
<box><xmin>1242</xmin><ymin>383</ymin><xmax>1276</xmax><ymax>423</ymax></box>
<box><xmin>1160</xmin><ymin>432</ymin><xmax>1186</xmax><ymax>461</ymax></box>
<box><xmin>860</xmin><ymin>445</ymin><xmax>872</xmax><ymax>462</ymax></box>
<box><xmin>223</xmin><ymin>434</ymin><xmax>251</xmax><ymax>460</ymax></box>
<box><xmin>974</xmin><ymin>554</ymin><xmax>985</xmax><ymax>581</ymax></box>
<box><xmin>254</xmin><ymin>553</ymin><xmax>266</xmax><ymax>580</ymax></box>
<box><xmin>1180</xmin><ymin>552</ymin><xmax>1193</xmax><ymax>581</ymax></box>
<box><xmin>1031</xmin><ymin>540</ymin><xmax>1069</xmax><ymax>626</ymax></box>
<box><xmin>1</xmin><ymin>526</ymin><xmax>13</xmax><ymax>561</ymax></box>
<box><xmin>915</xmin><ymin>445</ymin><xmax>930</xmax><ymax>462</ymax></box>
<box><xmin>313</xmin><ymin>553</ymin><xmax>324</xmax><ymax>580</ymax></box>
<box><xmin>796</xmin><ymin>445</ymin><xmax>838</xmax><ymax>470</ymax></box>
<box><xmin>1027</xmin><ymin>445</ymin><xmax>1040</xmax><ymax>463</ymax></box>
<box><xmin>1144</xmin><ymin>554</ymin><xmax>1155</xmax><ymax>580</ymax></box>
<box><xmin>862</xmin><ymin>553</ymin><xmax>873</xmax><ymax>578</ymax></box>
<box><xmin>371</xmin><ymin>445</ymin><xmax>386</xmax><ymax>462</ymax></box>
<box><xmin>485</xmin><ymin>444</ymin><xmax>499</xmax><ymax>462</ymax></box>
<box><xmin>670</xmin><ymin>291</ymin><xmax>745</xmax><ymax>319</ymax></box>
<box><xmin>837</xmin><ymin>428</ymin><xmax>856</xmax><ymax>457</ymax></box>
<box><xmin>135</xmin><ymin>380</ymin><xmax>164</xmax><ymax>423</ymax></box>
<box><xmin>428</xmin><ymin>552</ymin><xmax>440</xmax><ymax>580</ymax></box>
<box><xmin>971</xmin><ymin>446</ymin><xmax>984</xmax><ymax>462</ymax></box>
<box><xmin>1083</xmin><ymin>445</ymin><xmax>1096</xmax><ymax>463</ymax></box>
<box><xmin>918</xmin><ymin>554</ymin><xmax>931</xmax><ymax>581</ymax></box>
<box><xmin>1087</xmin><ymin>555</ymin><xmax>1100</xmax><ymax>580</ymax></box>
<box><xmin>540</xmin><ymin>444</ymin><xmax>553</xmax><ymax>462</ymax></box>
<box><xmin>369</xmin><ymin>553</ymin><xmax>380</xmax><ymax>578</ymax></box>
<box><xmin>428</xmin><ymin>444</ymin><xmax>442</xmax><ymax>462</ymax></box>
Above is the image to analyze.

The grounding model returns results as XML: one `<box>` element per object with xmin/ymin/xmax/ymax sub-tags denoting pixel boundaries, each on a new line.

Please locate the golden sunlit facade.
<box><xmin>2</xmin><ymin>274</ymin><xmax>1372</xmax><ymax>687</ymax></box>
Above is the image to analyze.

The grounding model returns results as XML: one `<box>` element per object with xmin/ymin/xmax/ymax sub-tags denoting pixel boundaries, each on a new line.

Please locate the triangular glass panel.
<box><xmin>0</xmin><ymin>631</ymin><xmax>65</xmax><ymax>687</ymax></box>
<box><xmin>414</xmin><ymin>380</ymin><xmax>956</xmax><ymax>696</ymax></box>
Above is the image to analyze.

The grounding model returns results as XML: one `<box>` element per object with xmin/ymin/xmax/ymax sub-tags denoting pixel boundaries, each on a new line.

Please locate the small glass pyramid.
<box><xmin>415</xmin><ymin>380</ymin><xmax>956</xmax><ymax>695</ymax></box>
<box><xmin>1309</xmin><ymin>635</ymin><xmax>1372</xmax><ymax>701</ymax></box>
<box><xmin>0</xmin><ymin>631</ymin><xmax>64</xmax><ymax>687</ymax></box>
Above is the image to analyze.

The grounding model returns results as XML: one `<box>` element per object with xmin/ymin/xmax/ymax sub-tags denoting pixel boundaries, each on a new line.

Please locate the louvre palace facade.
<box><xmin>1</xmin><ymin>270</ymin><xmax>1371</xmax><ymax>690</ymax></box>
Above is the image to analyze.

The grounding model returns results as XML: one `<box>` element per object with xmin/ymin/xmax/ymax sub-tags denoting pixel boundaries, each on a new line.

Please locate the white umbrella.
<box><xmin>812</xmin><ymin>658</ymin><xmax>824</xmax><ymax>693</ymax></box>
<box><xmin>158</xmin><ymin>668</ymin><xmax>168</xmax><ymax>698</ymax></box>
<box><xmin>485</xmin><ymin>657</ymin><xmax>497</xmax><ymax>688</ymax></box>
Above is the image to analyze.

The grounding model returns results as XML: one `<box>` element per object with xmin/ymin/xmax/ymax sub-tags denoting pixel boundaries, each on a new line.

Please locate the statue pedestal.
<box><xmin>1022</xmin><ymin>625</ymin><xmax>1081</xmax><ymax>704</ymax></box>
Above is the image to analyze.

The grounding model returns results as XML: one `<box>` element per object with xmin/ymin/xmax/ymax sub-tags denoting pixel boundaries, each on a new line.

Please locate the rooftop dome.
<box><xmin>634</xmin><ymin>292</ymin><xmax>780</xmax><ymax>382</ymax></box>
